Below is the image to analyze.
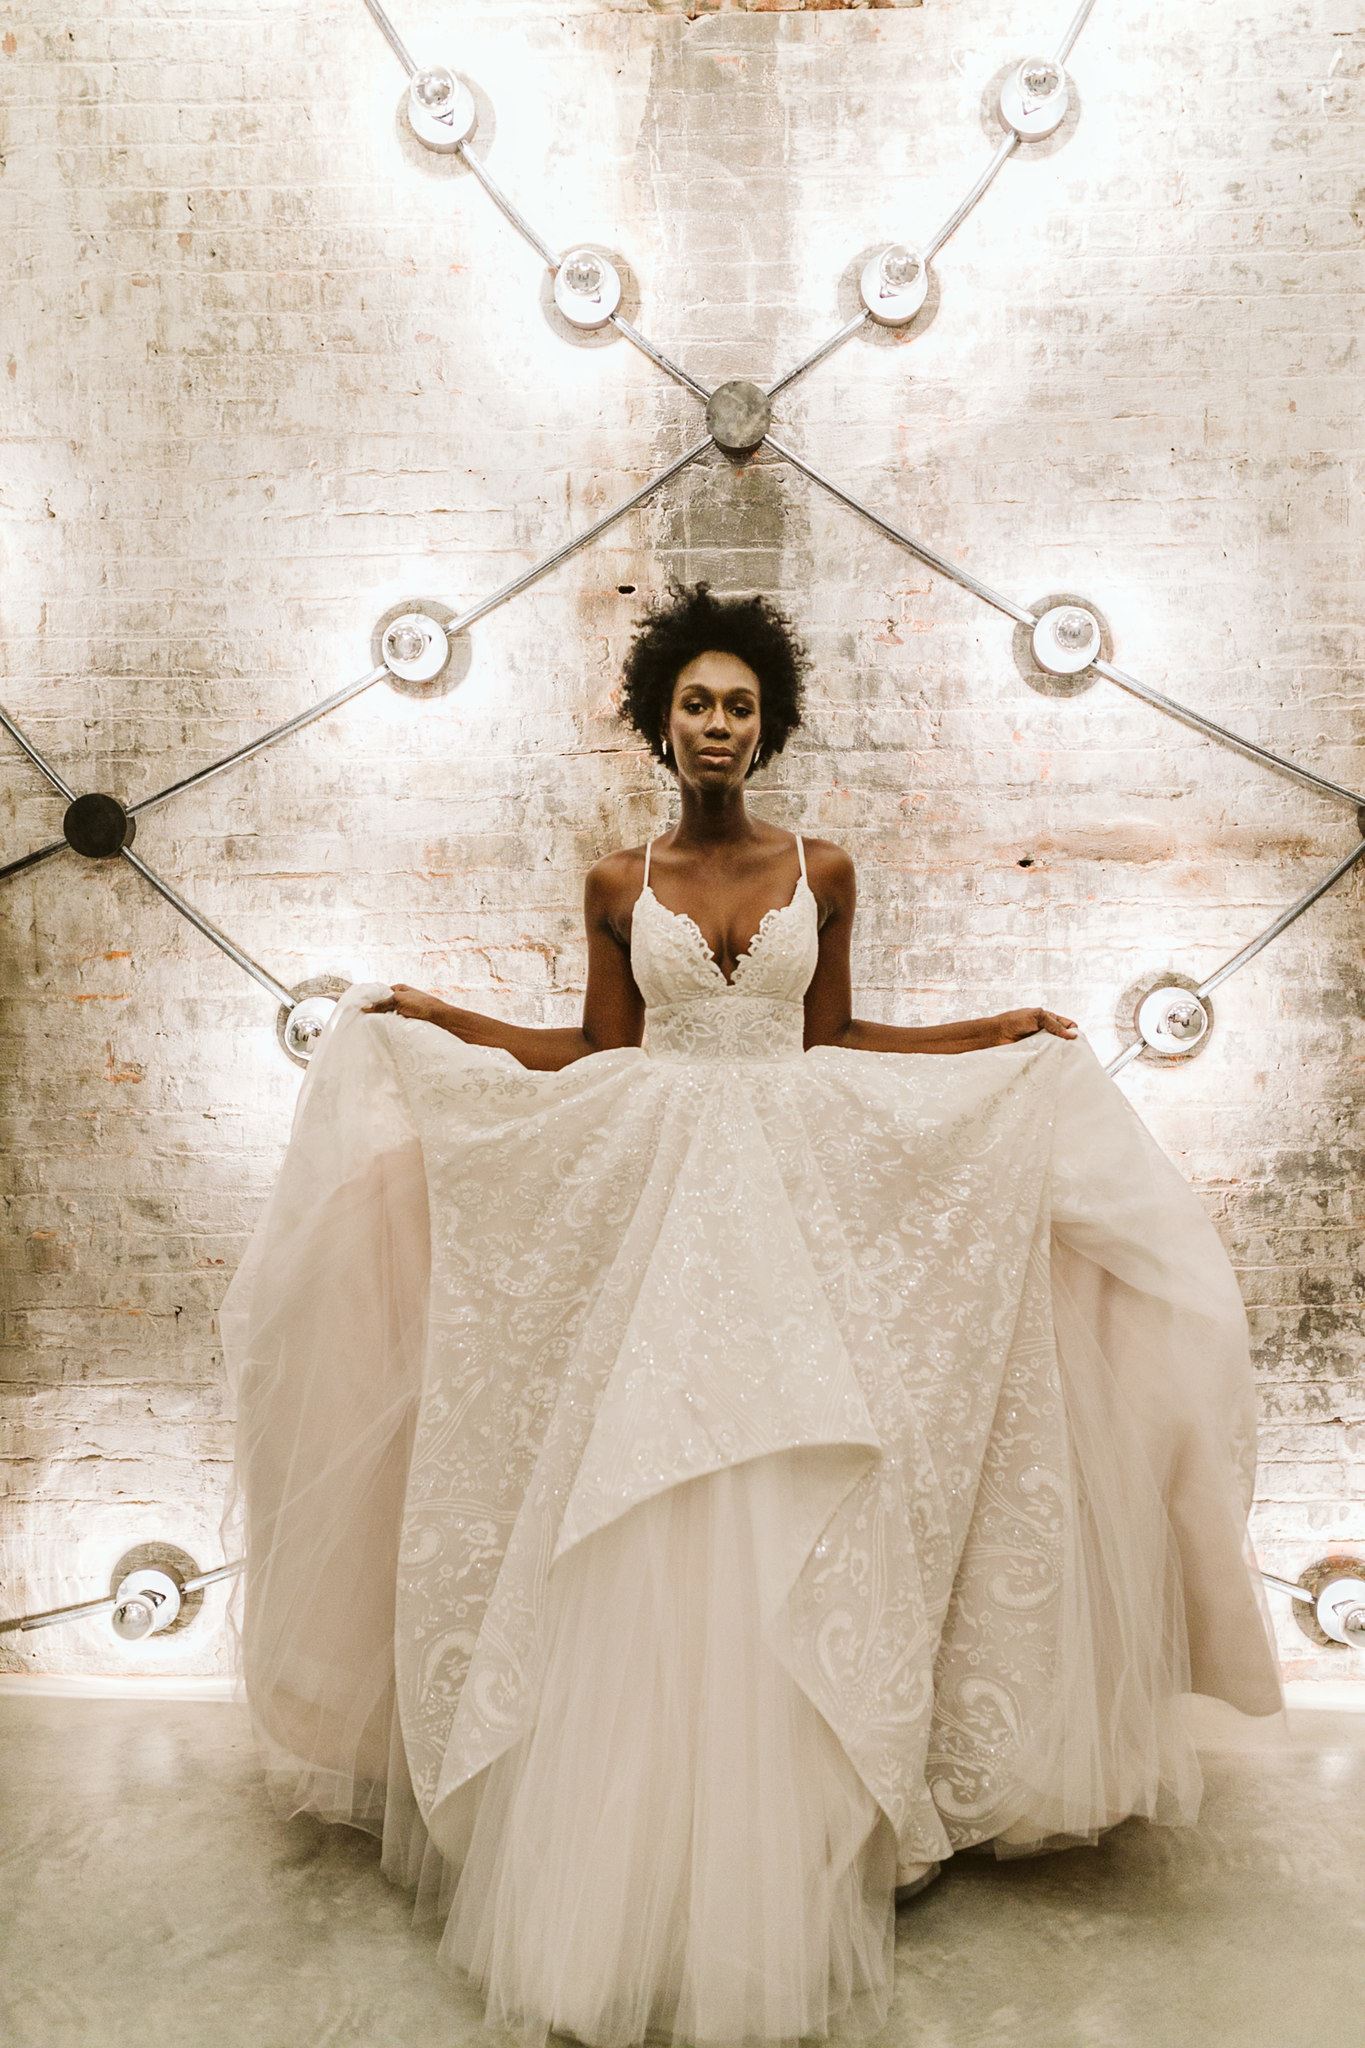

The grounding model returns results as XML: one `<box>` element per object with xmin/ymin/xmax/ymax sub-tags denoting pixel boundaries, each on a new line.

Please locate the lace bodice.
<box><xmin>630</xmin><ymin>830</ymin><xmax>819</xmax><ymax>1060</ymax></box>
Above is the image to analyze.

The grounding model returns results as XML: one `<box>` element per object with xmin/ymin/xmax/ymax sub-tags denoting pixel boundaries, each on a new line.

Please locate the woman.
<box><xmin>218</xmin><ymin>582</ymin><xmax>1285</xmax><ymax>2048</ymax></box>
<box><xmin>366</xmin><ymin>580</ymin><xmax>1078</xmax><ymax>1068</ymax></box>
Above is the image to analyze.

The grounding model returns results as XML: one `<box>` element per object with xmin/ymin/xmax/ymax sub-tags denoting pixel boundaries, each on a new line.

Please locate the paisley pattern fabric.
<box><xmin>218</xmin><ymin>828</ymin><xmax>1286</xmax><ymax>2048</ymax></box>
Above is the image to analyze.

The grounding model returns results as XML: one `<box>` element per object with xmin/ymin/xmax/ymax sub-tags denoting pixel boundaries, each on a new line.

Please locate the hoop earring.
<box><xmin>661</xmin><ymin>736</ymin><xmax>670</xmax><ymax>763</ymax></box>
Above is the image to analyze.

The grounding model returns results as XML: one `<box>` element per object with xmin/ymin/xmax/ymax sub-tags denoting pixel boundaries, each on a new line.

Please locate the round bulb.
<box><xmin>562</xmin><ymin>251</ymin><xmax>604</xmax><ymax>300</ymax></box>
<box><xmin>1021</xmin><ymin>60</ymin><xmax>1061</xmax><ymax>105</ymax></box>
<box><xmin>285</xmin><ymin>996</ymin><xmax>337</xmax><ymax>1061</ymax></box>
<box><xmin>386</xmin><ymin>621</ymin><xmax>428</xmax><ymax>665</ymax></box>
<box><xmin>413</xmin><ymin>66</ymin><xmax>455</xmax><ymax>112</ymax></box>
<box><xmin>879</xmin><ymin>246</ymin><xmax>922</xmax><ymax>296</ymax></box>
<box><xmin>1164</xmin><ymin>999</ymin><xmax>1202</xmax><ymax>1041</ymax></box>
<box><xmin>1053</xmin><ymin>608</ymin><xmax>1095</xmax><ymax>651</ymax></box>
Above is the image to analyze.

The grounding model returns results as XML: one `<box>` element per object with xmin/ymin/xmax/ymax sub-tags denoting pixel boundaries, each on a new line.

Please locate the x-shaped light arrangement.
<box><xmin>3</xmin><ymin>0</ymin><xmax>1362</xmax><ymax>1077</ymax></box>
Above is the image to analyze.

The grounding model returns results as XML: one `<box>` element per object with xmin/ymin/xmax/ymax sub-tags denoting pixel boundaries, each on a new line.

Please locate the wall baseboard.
<box><xmin>0</xmin><ymin>1671</ymin><xmax>1360</xmax><ymax>1709</ymax></box>
<box><xmin>0</xmin><ymin>1670</ymin><xmax>244</xmax><ymax>1701</ymax></box>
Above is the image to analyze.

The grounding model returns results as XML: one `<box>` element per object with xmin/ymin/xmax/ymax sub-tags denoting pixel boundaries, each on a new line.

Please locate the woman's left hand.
<box><xmin>993</xmin><ymin>1006</ymin><xmax>1078</xmax><ymax>1044</ymax></box>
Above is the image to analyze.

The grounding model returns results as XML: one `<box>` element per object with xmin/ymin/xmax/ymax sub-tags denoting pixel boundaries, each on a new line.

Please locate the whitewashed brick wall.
<box><xmin>1</xmin><ymin>0</ymin><xmax>1360</xmax><ymax>1686</ymax></box>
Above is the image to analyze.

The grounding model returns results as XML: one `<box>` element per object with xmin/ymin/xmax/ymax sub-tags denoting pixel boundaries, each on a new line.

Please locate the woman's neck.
<box><xmin>669</xmin><ymin>786</ymin><xmax>763</xmax><ymax>852</ymax></box>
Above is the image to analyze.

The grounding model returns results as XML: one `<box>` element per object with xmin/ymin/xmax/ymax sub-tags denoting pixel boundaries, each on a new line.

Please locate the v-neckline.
<box><xmin>640</xmin><ymin>865</ymin><xmax>810</xmax><ymax>992</ymax></box>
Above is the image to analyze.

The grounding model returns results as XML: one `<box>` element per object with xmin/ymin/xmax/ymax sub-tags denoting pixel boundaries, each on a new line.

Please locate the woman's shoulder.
<box><xmin>799</xmin><ymin>832</ymin><xmax>855</xmax><ymax>885</ymax></box>
<box><xmin>583</xmin><ymin>845</ymin><xmax>650</xmax><ymax>935</ymax></box>
<box><xmin>585</xmin><ymin>843</ymin><xmax>649</xmax><ymax>891</ymax></box>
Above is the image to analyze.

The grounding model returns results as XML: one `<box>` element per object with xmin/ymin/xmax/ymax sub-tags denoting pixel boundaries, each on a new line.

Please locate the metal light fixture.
<box><xmin>280</xmin><ymin>994</ymin><xmax>339</xmax><ymax>1065</ymax></box>
<box><xmin>111</xmin><ymin>1566</ymin><xmax>183</xmax><ymax>1642</ymax></box>
<box><xmin>1031</xmin><ymin>603</ymin><xmax>1101</xmax><ymax>674</ymax></box>
<box><xmin>1137</xmin><ymin>986</ymin><xmax>1211</xmax><ymax>1055</ymax></box>
<box><xmin>405</xmin><ymin>64</ymin><xmax>477</xmax><ymax>150</ymax></box>
<box><xmin>1313</xmin><ymin>1576</ymin><xmax>1365</xmax><ymax>1647</ymax></box>
<box><xmin>859</xmin><ymin>244</ymin><xmax>929</xmax><ymax>326</ymax></box>
<box><xmin>381</xmin><ymin>609</ymin><xmax>451</xmax><ymax>686</ymax></box>
<box><xmin>705</xmin><ymin>379</ymin><xmax>771</xmax><ymax>455</ymax></box>
<box><xmin>553</xmin><ymin>246</ymin><xmax>622</xmax><ymax>328</ymax></box>
<box><xmin>1000</xmin><ymin>56</ymin><xmax>1070</xmax><ymax>140</ymax></box>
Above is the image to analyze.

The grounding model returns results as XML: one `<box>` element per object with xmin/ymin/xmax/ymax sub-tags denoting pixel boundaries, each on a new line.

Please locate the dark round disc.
<box><xmin>63</xmin><ymin>792</ymin><xmax>135</xmax><ymax>859</ymax></box>
<box><xmin>705</xmin><ymin>379</ymin><xmax>771</xmax><ymax>455</ymax></box>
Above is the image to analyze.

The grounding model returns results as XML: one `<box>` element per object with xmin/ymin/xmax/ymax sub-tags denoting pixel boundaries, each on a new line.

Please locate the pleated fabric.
<box><xmin>217</xmin><ymin>981</ymin><xmax>1289</xmax><ymax>2047</ymax></box>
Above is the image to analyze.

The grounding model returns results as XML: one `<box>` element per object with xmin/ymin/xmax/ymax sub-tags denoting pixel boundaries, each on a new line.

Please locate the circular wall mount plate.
<box><xmin>1031</xmin><ymin>602</ymin><xmax>1101</xmax><ymax>675</ymax></box>
<box><xmin>859</xmin><ymin>245</ymin><xmax>930</xmax><ymax>326</ymax></box>
<box><xmin>553</xmin><ymin>248</ymin><xmax>622</xmax><ymax>329</ymax></box>
<box><xmin>63</xmin><ymin>792</ymin><xmax>136</xmax><ymax>859</ymax></box>
<box><xmin>1287</xmin><ymin>1554</ymin><xmax>1365</xmax><ymax>1650</ymax></box>
<box><xmin>406</xmin><ymin>66</ymin><xmax>477</xmax><ymax>150</ymax></box>
<box><xmin>1000</xmin><ymin>56</ymin><xmax>1070</xmax><ymax>140</ymax></box>
<box><xmin>107</xmin><ymin>1540</ymin><xmax>205</xmax><ymax>1640</ymax></box>
<box><xmin>705</xmin><ymin>379</ymin><xmax>771</xmax><ymax>455</ymax></box>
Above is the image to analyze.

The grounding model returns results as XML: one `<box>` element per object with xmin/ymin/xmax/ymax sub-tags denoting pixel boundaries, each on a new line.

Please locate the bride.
<box><xmin>217</xmin><ymin>581</ymin><xmax>1286</xmax><ymax>2048</ymax></box>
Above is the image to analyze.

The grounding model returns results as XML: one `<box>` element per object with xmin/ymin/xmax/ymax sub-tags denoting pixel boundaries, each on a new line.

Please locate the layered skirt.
<box><xmin>217</xmin><ymin>989</ymin><xmax>1287</xmax><ymax>2046</ymax></box>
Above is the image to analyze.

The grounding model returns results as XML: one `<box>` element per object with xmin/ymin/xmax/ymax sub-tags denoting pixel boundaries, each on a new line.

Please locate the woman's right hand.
<box><xmin>361</xmin><ymin>983</ymin><xmax>448</xmax><ymax>1027</ymax></box>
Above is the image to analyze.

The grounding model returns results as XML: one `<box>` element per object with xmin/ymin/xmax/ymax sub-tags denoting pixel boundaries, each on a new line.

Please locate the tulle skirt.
<box><xmin>381</xmin><ymin>1456</ymin><xmax>900</xmax><ymax>2048</ymax></box>
<box><xmin>218</xmin><ymin>991</ymin><xmax>1290</xmax><ymax>2048</ymax></box>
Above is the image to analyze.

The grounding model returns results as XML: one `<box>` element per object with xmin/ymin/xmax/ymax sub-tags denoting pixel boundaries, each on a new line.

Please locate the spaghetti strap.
<box><xmin>642</xmin><ymin>836</ymin><xmax>653</xmax><ymax>889</ymax></box>
<box><xmin>795</xmin><ymin>831</ymin><xmax>806</xmax><ymax>882</ymax></box>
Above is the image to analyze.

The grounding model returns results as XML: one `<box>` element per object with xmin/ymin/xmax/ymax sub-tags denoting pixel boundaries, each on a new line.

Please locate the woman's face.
<box><xmin>666</xmin><ymin>651</ymin><xmax>762</xmax><ymax>784</ymax></box>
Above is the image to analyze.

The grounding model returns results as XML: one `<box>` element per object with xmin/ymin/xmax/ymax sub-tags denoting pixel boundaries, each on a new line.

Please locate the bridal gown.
<box><xmin>217</xmin><ymin>827</ymin><xmax>1287</xmax><ymax>2048</ymax></box>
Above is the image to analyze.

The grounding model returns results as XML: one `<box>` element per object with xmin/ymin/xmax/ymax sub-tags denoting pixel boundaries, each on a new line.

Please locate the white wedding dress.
<box><xmin>218</xmin><ymin>828</ymin><xmax>1287</xmax><ymax>2048</ymax></box>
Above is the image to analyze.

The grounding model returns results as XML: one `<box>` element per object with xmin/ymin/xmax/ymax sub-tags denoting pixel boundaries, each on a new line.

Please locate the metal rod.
<box><xmin>1260</xmin><ymin>1571</ymin><xmax>1317</xmax><ymax>1608</ymax></box>
<box><xmin>119</xmin><ymin>847</ymin><xmax>296</xmax><ymax>1007</ymax></box>
<box><xmin>1195</xmin><ymin>838</ymin><xmax>1365</xmax><ymax>999</ymax></box>
<box><xmin>2</xmin><ymin>444</ymin><xmax>709</xmax><ymax>889</ymax></box>
<box><xmin>1</xmin><ymin>671</ymin><xmax>388</xmax><ymax>886</ymax></box>
<box><xmin>0</xmin><ymin>704</ymin><xmax>77</xmax><ymax>803</ymax></box>
<box><xmin>1092</xmin><ymin>658</ymin><xmax>1365</xmax><ymax>809</ymax></box>
<box><xmin>361</xmin><ymin>0</ymin><xmax>418</xmax><ymax>78</ymax></box>
<box><xmin>130</xmin><ymin>669</ymin><xmax>389</xmax><ymax>817</ymax></box>
<box><xmin>447</xmin><ymin>434</ymin><xmax>714</xmax><ymax>635</ymax></box>
<box><xmin>767</xmin><ymin>313</ymin><xmax>869</xmax><ymax>400</ymax></box>
<box><xmin>924</xmin><ymin>133</ymin><xmax>1018</xmax><ymax>265</ymax></box>
<box><xmin>9</xmin><ymin>1546</ymin><xmax>1305</xmax><ymax>1636</ymax></box>
<box><xmin>1102</xmin><ymin>838</ymin><xmax>1365</xmax><ymax>1074</ymax></box>
<box><xmin>1054</xmin><ymin>0</ymin><xmax>1100</xmax><ymax>66</ymax></box>
<box><xmin>0</xmin><ymin>837</ymin><xmax>67</xmax><ymax>883</ymax></box>
<box><xmin>455</xmin><ymin>140</ymin><xmax>559</xmax><ymax>269</ymax></box>
<box><xmin>769</xmin><ymin>437</ymin><xmax>1365</xmax><ymax>809</ymax></box>
<box><xmin>609</xmin><ymin>313</ymin><xmax>712</xmax><ymax>401</ymax></box>
<box><xmin>767</xmin><ymin>0</ymin><xmax>1102</xmax><ymax>403</ymax></box>
<box><xmin>2</xmin><ymin>1559</ymin><xmax>244</xmax><ymax>1634</ymax></box>
<box><xmin>764</xmin><ymin>432</ymin><xmax>1038</xmax><ymax>623</ymax></box>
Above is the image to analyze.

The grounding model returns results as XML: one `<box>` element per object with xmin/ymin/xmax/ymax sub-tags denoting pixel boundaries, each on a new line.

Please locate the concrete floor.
<box><xmin>1</xmin><ymin>1696</ymin><xmax>1361</xmax><ymax>2048</ymax></box>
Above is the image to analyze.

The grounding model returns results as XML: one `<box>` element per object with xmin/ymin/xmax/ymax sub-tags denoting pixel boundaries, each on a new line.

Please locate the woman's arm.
<box><xmin>361</xmin><ymin>858</ymin><xmax>646</xmax><ymax>1072</ymax></box>
<box><xmin>801</xmin><ymin>841</ymin><xmax>1077</xmax><ymax>1054</ymax></box>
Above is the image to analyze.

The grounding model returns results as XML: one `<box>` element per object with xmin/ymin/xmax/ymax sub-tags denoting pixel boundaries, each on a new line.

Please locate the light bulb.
<box><xmin>284</xmin><ymin>996</ymin><xmax>337</xmax><ymax>1062</ymax></box>
<box><xmin>1053</xmin><ymin>608</ymin><xmax>1095</xmax><ymax>651</ymax></box>
<box><xmin>562</xmin><ymin>251</ymin><xmax>604</xmax><ymax>301</ymax></box>
<box><xmin>1163</xmin><ymin>999</ymin><xmax>1203</xmax><ymax>1041</ymax></box>
<box><xmin>1020</xmin><ymin>59</ymin><xmax>1061</xmax><ymax>108</ymax></box>
<box><xmin>1000</xmin><ymin>56</ymin><xmax>1069</xmax><ymax>141</ymax></box>
<box><xmin>552</xmin><ymin>248</ymin><xmax>622</xmax><ymax>329</ymax></box>
<box><xmin>878</xmin><ymin>246</ymin><xmax>922</xmax><ymax>297</ymax></box>
<box><xmin>385</xmin><ymin>621</ymin><xmax>428</xmax><ymax>665</ymax></box>
<box><xmin>413</xmin><ymin>66</ymin><xmax>455</xmax><ymax>113</ymax></box>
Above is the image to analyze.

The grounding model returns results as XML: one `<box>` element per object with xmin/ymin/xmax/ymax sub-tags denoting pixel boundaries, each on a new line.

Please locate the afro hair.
<box><xmin>617</xmin><ymin>580</ymin><xmax>809</xmax><ymax>777</ymax></box>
